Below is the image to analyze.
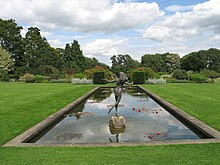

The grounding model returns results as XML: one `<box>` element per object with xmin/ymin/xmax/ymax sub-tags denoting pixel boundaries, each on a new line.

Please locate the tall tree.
<box><xmin>63</xmin><ymin>40</ymin><xmax>85</xmax><ymax>73</ymax></box>
<box><xmin>141</xmin><ymin>54</ymin><xmax>166</xmax><ymax>72</ymax></box>
<box><xmin>180</xmin><ymin>48</ymin><xmax>220</xmax><ymax>72</ymax></box>
<box><xmin>0</xmin><ymin>19</ymin><xmax>24</xmax><ymax>67</ymax></box>
<box><xmin>206</xmin><ymin>48</ymin><xmax>220</xmax><ymax>72</ymax></box>
<box><xmin>24</xmin><ymin>27</ymin><xmax>61</xmax><ymax>69</ymax></box>
<box><xmin>110</xmin><ymin>54</ymin><xmax>140</xmax><ymax>74</ymax></box>
<box><xmin>161</xmin><ymin>53</ymin><xmax>180</xmax><ymax>73</ymax></box>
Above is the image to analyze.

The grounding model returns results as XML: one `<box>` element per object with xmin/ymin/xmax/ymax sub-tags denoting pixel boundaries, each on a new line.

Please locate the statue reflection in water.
<box><xmin>105</xmin><ymin>72</ymin><xmax>132</xmax><ymax>142</ymax></box>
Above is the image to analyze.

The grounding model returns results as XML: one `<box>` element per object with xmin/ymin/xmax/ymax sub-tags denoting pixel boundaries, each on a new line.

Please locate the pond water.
<box><xmin>35</xmin><ymin>87</ymin><xmax>199</xmax><ymax>144</ymax></box>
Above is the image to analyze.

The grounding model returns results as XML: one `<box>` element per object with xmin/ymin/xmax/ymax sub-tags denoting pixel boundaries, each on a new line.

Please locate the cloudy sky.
<box><xmin>0</xmin><ymin>0</ymin><xmax>220</xmax><ymax>65</ymax></box>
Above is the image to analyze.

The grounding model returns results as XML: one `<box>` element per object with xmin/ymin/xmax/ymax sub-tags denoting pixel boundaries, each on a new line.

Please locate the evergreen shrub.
<box><xmin>200</xmin><ymin>69</ymin><xmax>220</xmax><ymax>79</ymax></box>
<box><xmin>35</xmin><ymin>75</ymin><xmax>44</xmax><ymax>83</ymax></box>
<box><xmin>93</xmin><ymin>72</ymin><xmax>105</xmax><ymax>84</ymax></box>
<box><xmin>189</xmin><ymin>73</ymin><xmax>207</xmax><ymax>83</ymax></box>
<box><xmin>132</xmin><ymin>71</ymin><xmax>145</xmax><ymax>84</ymax></box>
<box><xmin>15</xmin><ymin>66</ymin><xmax>31</xmax><ymax>77</ymax></box>
<box><xmin>172</xmin><ymin>69</ymin><xmax>188</xmax><ymax>80</ymax></box>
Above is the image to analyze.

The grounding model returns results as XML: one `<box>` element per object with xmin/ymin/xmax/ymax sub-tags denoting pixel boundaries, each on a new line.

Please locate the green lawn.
<box><xmin>0</xmin><ymin>82</ymin><xmax>220</xmax><ymax>164</ymax></box>
<box><xmin>0</xmin><ymin>83</ymin><xmax>95</xmax><ymax>145</ymax></box>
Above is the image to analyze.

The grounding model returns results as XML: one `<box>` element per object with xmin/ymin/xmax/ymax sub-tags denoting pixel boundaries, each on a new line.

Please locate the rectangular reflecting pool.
<box><xmin>30</xmin><ymin>87</ymin><xmax>201</xmax><ymax>144</ymax></box>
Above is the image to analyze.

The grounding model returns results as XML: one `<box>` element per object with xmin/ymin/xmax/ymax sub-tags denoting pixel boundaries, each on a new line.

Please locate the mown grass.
<box><xmin>0</xmin><ymin>82</ymin><xmax>95</xmax><ymax>145</ymax></box>
<box><xmin>1</xmin><ymin>144</ymin><xmax>220</xmax><ymax>165</ymax></box>
<box><xmin>0</xmin><ymin>82</ymin><xmax>220</xmax><ymax>164</ymax></box>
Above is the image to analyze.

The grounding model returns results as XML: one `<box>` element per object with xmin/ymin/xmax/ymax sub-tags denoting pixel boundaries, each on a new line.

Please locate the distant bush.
<box><xmin>172</xmin><ymin>69</ymin><xmax>188</xmax><ymax>80</ymax></box>
<box><xmin>205</xmin><ymin>78</ymin><xmax>214</xmax><ymax>83</ymax></box>
<box><xmin>0</xmin><ymin>69</ymin><xmax>9</xmax><ymax>81</ymax></box>
<box><xmin>93</xmin><ymin>72</ymin><xmax>105</xmax><ymax>84</ymax></box>
<box><xmin>146</xmin><ymin>78</ymin><xmax>166</xmax><ymax>84</ymax></box>
<box><xmin>132</xmin><ymin>71</ymin><xmax>145</xmax><ymax>84</ymax></box>
<box><xmin>84</xmin><ymin>66</ymin><xmax>113</xmax><ymax>80</ymax></box>
<box><xmin>21</xmin><ymin>73</ymin><xmax>35</xmax><ymax>83</ymax></box>
<box><xmin>35</xmin><ymin>75</ymin><xmax>44</xmax><ymax>83</ymax></box>
<box><xmin>71</xmin><ymin>78</ymin><xmax>93</xmax><ymax>85</ymax></box>
<box><xmin>189</xmin><ymin>73</ymin><xmax>207</xmax><ymax>83</ymax></box>
<box><xmin>33</xmin><ymin>65</ymin><xmax>60</xmax><ymax>79</ymax></box>
<box><xmin>15</xmin><ymin>66</ymin><xmax>31</xmax><ymax>77</ymax></box>
<box><xmin>129</xmin><ymin>67</ymin><xmax>158</xmax><ymax>80</ymax></box>
<box><xmin>200</xmin><ymin>69</ymin><xmax>220</xmax><ymax>79</ymax></box>
<box><xmin>62</xmin><ymin>68</ymin><xmax>75</xmax><ymax>78</ymax></box>
<box><xmin>73</xmin><ymin>73</ymin><xmax>85</xmax><ymax>79</ymax></box>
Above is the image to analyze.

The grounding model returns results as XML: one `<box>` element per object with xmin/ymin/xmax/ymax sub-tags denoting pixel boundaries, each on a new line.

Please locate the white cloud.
<box><xmin>165</xmin><ymin>5</ymin><xmax>194</xmax><ymax>12</ymax></box>
<box><xmin>82</xmin><ymin>38</ymin><xmax>127</xmax><ymax>64</ymax></box>
<box><xmin>210</xmin><ymin>34</ymin><xmax>220</xmax><ymax>41</ymax></box>
<box><xmin>143</xmin><ymin>0</ymin><xmax>220</xmax><ymax>43</ymax></box>
<box><xmin>48</xmin><ymin>39</ymin><xmax>64</xmax><ymax>48</ymax></box>
<box><xmin>83</xmin><ymin>38</ymin><xmax>127</xmax><ymax>57</ymax></box>
<box><xmin>0</xmin><ymin>0</ymin><xmax>164</xmax><ymax>33</ymax></box>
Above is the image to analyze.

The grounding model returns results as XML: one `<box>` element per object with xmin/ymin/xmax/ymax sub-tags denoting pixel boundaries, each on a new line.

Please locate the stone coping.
<box><xmin>3</xmin><ymin>86</ymin><xmax>220</xmax><ymax>147</ymax></box>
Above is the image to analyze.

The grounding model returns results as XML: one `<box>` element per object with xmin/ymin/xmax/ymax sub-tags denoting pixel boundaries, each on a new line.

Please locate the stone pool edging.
<box><xmin>138</xmin><ymin>86</ymin><xmax>220</xmax><ymax>140</ymax></box>
<box><xmin>3</xmin><ymin>85</ymin><xmax>220</xmax><ymax>147</ymax></box>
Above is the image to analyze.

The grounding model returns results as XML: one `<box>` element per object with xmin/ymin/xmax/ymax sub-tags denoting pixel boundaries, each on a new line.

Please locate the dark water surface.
<box><xmin>36</xmin><ymin>87</ymin><xmax>199</xmax><ymax>144</ymax></box>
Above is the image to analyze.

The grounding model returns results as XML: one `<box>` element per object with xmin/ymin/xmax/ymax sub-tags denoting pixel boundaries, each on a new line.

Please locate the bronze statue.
<box><xmin>105</xmin><ymin>72</ymin><xmax>133</xmax><ymax>114</ymax></box>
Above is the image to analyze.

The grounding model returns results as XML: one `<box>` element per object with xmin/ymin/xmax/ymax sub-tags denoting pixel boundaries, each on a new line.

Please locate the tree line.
<box><xmin>0</xmin><ymin>18</ymin><xmax>220</xmax><ymax>81</ymax></box>
<box><xmin>0</xmin><ymin>19</ymin><xmax>110</xmax><ymax>79</ymax></box>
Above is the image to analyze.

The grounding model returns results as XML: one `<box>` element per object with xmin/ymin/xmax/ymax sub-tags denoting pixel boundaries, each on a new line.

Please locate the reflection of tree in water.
<box><xmin>90</xmin><ymin>88</ymin><xmax>112</xmax><ymax>102</ymax></box>
<box><xmin>65</xmin><ymin>102</ymin><xmax>86</xmax><ymax>119</ymax></box>
<box><xmin>126</xmin><ymin>87</ymin><xmax>139</xmax><ymax>94</ymax></box>
<box><xmin>56</xmin><ymin>132</ymin><xmax>83</xmax><ymax>141</ymax></box>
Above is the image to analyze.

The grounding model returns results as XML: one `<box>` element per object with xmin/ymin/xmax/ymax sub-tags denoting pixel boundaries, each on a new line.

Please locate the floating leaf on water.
<box><xmin>56</xmin><ymin>132</ymin><xmax>83</xmax><ymax>141</ymax></box>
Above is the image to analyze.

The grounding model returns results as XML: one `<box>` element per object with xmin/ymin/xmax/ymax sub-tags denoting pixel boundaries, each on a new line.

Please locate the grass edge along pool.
<box><xmin>4</xmin><ymin>86</ymin><xmax>220</xmax><ymax>147</ymax></box>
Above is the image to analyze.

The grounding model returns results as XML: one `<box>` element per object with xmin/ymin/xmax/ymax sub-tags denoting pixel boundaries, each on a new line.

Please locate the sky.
<box><xmin>0</xmin><ymin>0</ymin><xmax>220</xmax><ymax>65</ymax></box>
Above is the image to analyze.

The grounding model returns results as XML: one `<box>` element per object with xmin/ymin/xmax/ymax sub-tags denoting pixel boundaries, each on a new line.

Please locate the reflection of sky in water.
<box><xmin>36</xmin><ymin>88</ymin><xmax>199</xmax><ymax>144</ymax></box>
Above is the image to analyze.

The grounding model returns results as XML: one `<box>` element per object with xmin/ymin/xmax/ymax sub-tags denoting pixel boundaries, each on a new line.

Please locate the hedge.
<box><xmin>93</xmin><ymin>72</ymin><xmax>105</xmax><ymax>84</ymax></box>
<box><xmin>132</xmin><ymin>71</ymin><xmax>145</xmax><ymax>84</ymax></box>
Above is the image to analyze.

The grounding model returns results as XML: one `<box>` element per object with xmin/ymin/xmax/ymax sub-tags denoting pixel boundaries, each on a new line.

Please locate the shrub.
<box><xmin>33</xmin><ymin>65</ymin><xmax>60</xmax><ymax>79</ymax></box>
<box><xmin>0</xmin><ymin>69</ymin><xmax>9</xmax><ymax>81</ymax></box>
<box><xmin>63</xmin><ymin>68</ymin><xmax>75</xmax><ymax>78</ymax></box>
<box><xmin>200</xmin><ymin>69</ymin><xmax>220</xmax><ymax>79</ymax></box>
<box><xmin>93</xmin><ymin>72</ymin><xmax>105</xmax><ymax>84</ymax></box>
<box><xmin>73</xmin><ymin>73</ymin><xmax>85</xmax><ymax>79</ymax></box>
<box><xmin>172</xmin><ymin>69</ymin><xmax>188</xmax><ymax>80</ymax></box>
<box><xmin>132</xmin><ymin>71</ymin><xmax>145</xmax><ymax>84</ymax></box>
<box><xmin>71</xmin><ymin>78</ymin><xmax>93</xmax><ymax>85</ymax></box>
<box><xmin>84</xmin><ymin>66</ymin><xmax>113</xmax><ymax>80</ymax></box>
<box><xmin>35</xmin><ymin>75</ymin><xmax>44</xmax><ymax>83</ymax></box>
<box><xmin>21</xmin><ymin>73</ymin><xmax>35</xmax><ymax>83</ymax></box>
<box><xmin>15</xmin><ymin>66</ymin><xmax>31</xmax><ymax>77</ymax></box>
<box><xmin>129</xmin><ymin>67</ymin><xmax>158</xmax><ymax>80</ymax></box>
<box><xmin>147</xmin><ymin>78</ymin><xmax>166</xmax><ymax>84</ymax></box>
<box><xmin>205</xmin><ymin>78</ymin><xmax>214</xmax><ymax>83</ymax></box>
<box><xmin>189</xmin><ymin>73</ymin><xmax>207</xmax><ymax>83</ymax></box>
